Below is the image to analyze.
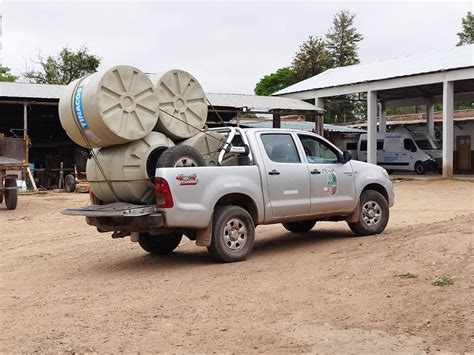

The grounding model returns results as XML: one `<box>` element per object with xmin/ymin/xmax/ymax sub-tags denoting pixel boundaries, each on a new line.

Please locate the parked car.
<box><xmin>357</xmin><ymin>132</ymin><xmax>437</xmax><ymax>174</ymax></box>
<box><xmin>64</xmin><ymin>127</ymin><xmax>394</xmax><ymax>262</ymax></box>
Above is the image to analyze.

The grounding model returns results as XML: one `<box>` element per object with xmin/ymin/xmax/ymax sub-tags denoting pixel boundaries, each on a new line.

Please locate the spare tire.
<box><xmin>157</xmin><ymin>145</ymin><xmax>206</xmax><ymax>168</ymax></box>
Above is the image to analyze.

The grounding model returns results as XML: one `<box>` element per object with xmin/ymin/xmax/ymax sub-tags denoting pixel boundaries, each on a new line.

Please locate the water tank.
<box><xmin>180</xmin><ymin>131</ymin><xmax>238</xmax><ymax>166</ymax></box>
<box><xmin>59</xmin><ymin>65</ymin><xmax>159</xmax><ymax>148</ymax></box>
<box><xmin>86</xmin><ymin>132</ymin><xmax>174</xmax><ymax>204</ymax></box>
<box><xmin>151</xmin><ymin>69</ymin><xmax>208</xmax><ymax>140</ymax></box>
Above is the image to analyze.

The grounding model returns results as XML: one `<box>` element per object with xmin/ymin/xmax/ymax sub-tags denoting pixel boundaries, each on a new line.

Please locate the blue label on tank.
<box><xmin>73</xmin><ymin>84</ymin><xmax>88</xmax><ymax>129</ymax></box>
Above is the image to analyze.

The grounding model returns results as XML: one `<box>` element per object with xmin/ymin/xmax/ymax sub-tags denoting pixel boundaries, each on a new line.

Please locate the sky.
<box><xmin>1</xmin><ymin>1</ymin><xmax>472</xmax><ymax>94</ymax></box>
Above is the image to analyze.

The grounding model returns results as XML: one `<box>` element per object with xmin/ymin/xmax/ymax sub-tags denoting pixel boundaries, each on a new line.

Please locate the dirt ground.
<box><xmin>1</xmin><ymin>179</ymin><xmax>473</xmax><ymax>353</ymax></box>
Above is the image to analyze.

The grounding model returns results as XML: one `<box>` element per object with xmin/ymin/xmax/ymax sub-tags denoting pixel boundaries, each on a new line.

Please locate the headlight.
<box><xmin>382</xmin><ymin>168</ymin><xmax>390</xmax><ymax>179</ymax></box>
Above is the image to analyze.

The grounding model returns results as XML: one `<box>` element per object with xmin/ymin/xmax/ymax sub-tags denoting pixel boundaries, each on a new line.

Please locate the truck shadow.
<box><xmin>98</xmin><ymin>228</ymin><xmax>358</xmax><ymax>272</ymax></box>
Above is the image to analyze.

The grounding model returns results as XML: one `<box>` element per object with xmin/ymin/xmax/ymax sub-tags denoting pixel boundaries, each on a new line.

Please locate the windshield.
<box><xmin>415</xmin><ymin>139</ymin><xmax>433</xmax><ymax>150</ymax></box>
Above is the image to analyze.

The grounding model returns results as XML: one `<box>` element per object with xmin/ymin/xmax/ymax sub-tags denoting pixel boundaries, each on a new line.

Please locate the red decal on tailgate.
<box><xmin>176</xmin><ymin>174</ymin><xmax>198</xmax><ymax>186</ymax></box>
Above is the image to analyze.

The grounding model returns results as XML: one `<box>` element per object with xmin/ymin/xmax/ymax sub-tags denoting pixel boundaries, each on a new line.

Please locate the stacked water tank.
<box><xmin>59</xmin><ymin>66</ymin><xmax>227</xmax><ymax>204</ymax></box>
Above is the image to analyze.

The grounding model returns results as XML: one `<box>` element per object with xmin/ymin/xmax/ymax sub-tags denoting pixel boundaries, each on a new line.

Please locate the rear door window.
<box><xmin>261</xmin><ymin>134</ymin><xmax>301</xmax><ymax>163</ymax></box>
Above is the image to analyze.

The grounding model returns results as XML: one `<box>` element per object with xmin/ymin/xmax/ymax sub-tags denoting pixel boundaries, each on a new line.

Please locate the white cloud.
<box><xmin>2</xmin><ymin>1</ymin><xmax>471</xmax><ymax>93</ymax></box>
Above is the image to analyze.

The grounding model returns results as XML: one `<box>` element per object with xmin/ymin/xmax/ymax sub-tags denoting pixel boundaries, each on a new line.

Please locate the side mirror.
<box><xmin>342</xmin><ymin>150</ymin><xmax>352</xmax><ymax>163</ymax></box>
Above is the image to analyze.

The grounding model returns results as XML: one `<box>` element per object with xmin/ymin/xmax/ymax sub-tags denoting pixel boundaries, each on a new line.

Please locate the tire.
<box><xmin>414</xmin><ymin>161</ymin><xmax>425</xmax><ymax>175</ymax></box>
<box><xmin>207</xmin><ymin>205</ymin><xmax>255</xmax><ymax>263</ymax></box>
<box><xmin>157</xmin><ymin>145</ymin><xmax>206</xmax><ymax>168</ymax></box>
<box><xmin>65</xmin><ymin>174</ymin><xmax>76</xmax><ymax>192</ymax></box>
<box><xmin>138</xmin><ymin>232</ymin><xmax>183</xmax><ymax>255</ymax></box>
<box><xmin>4</xmin><ymin>178</ymin><xmax>18</xmax><ymax>210</ymax></box>
<box><xmin>0</xmin><ymin>192</ymin><xmax>3</xmax><ymax>204</ymax></box>
<box><xmin>282</xmin><ymin>220</ymin><xmax>316</xmax><ymax>233</ymax></box>
<box><xmin>348</xmin><ymin>190</ymin><xmax>389</xmax><ymax>236</ymax></box>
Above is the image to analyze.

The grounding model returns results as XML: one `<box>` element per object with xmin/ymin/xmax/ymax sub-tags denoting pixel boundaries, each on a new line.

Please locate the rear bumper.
<box><xmin>86</xmin><ymin>213</ymin><xmax>164</xmax><ymax>233</ymax></box>
<box><xmin>63</xmin><ymin>202</ymin><xmax>164</xmax><ymax>233</ymax></box>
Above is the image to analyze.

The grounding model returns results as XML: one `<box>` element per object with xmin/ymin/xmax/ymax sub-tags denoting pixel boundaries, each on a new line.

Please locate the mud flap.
<box><xmin>346</xmin><ymin>201</ymin><xmax>360</xmax><ymax>223</ymax></box>
<box><xmin>196</xmin><ymin>223</ymin><xmax>212</xmax><ymax>247</ymax></box>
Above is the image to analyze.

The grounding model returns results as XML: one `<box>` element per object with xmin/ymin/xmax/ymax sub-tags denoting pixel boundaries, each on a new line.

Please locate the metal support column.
<box><xmin>367</xmin><ymin>91</ymin><xmax>378</xmax><ymax>165</ymax></box>
<box><xmin>378</xmin><ymin>102</ymin><xmax>386</xmax><ymax>134</ymax></box>
<box><xmin>442</xmin><ymin>81</ymin><xmax>454</xmax><ymax>178</ymax></box>
<box><xmin>273</xmin><ymin>111</ymin><xmax>281</xmax><ymax>128</ymax></box>
<box><xmin>315</xmin><ymin>97</ymin><xmax>324</xmax><ymax>136</ymax></box>
<box><xmin>426</xmin><ymin>101</ymin><xmax>435</xmax><ymax>138</ymax></box>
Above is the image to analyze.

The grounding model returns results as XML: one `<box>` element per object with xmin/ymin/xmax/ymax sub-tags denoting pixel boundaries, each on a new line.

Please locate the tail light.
<box><xmin>154</xmin><ymin>177</ymin><xmax>174</xmax><ymax>208</ymax></box>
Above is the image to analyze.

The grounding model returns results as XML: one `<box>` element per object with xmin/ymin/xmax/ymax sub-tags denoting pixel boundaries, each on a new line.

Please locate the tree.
<box><xmin>326</xmin><ymin>10</ymin><xmax>363</xmax><ymax>67</ymax></box>
<box><xmin>323</xmin><ymin>10</ymin><xmax>364</xmax><ymax>122</ymax></box>
<box><xmin>291</xmin><ymin>35</ymin><xmax>331</xmax><ymax>81</ymax></box>
<box><xmin>24</xmin><ymin>46</ymin><xmax>100</xmax><ymax>85</ymax></box>
<box><xmin>0</xmin><ymin>66</ymin><xmax>18</xmax><ymax>82</ymax></box>
<box><xmin>254</xmin><ymin>67</ymin><xmax>297</xmax><ymax>96</ymax></box>
<box><xmin>457</xmin><ymin>11</ymin><xmax>474</xmax><ymax>46</ymax></box>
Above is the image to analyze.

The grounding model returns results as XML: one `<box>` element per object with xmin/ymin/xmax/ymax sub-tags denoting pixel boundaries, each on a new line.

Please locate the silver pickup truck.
<box><xmin>65</xmin><ymin>127</ymin><xmax>394</xmax><ymax>263</ymax></box>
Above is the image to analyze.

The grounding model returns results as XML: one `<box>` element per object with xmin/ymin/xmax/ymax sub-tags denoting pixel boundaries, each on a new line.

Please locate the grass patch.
<box><xmin>432</xmin><ymin>276</ymin><xmax>454</xmax><ymax>286</ymax></box>
<box><xmin>394</xmin><ymin>272</ymin><xmax>418</xmax><ymax>279</ymax></box>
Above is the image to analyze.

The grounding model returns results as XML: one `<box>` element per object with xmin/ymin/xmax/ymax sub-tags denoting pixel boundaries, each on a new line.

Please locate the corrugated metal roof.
<box><xmin>0</xmin><ymin>82</ymin><xmax>321</xmax><ymax>112</ymax></box>
<box><xmin>0</xmin><ymin>82</ymin><xmax>65</xmax><ymax>100</ymax></box>
<box><xmin>239</xmin><ymin>120</ymin><xmax>366</xmax><ymax>133</ymax></box>
<box><xmin>274</xmin><ymin>45</ymin><xmax>474</xmax><ymax>96</ymax></box>
<box><xmin>206</xmin><ymin>92</ymin><xmax>320</xmax><ymax>112</ymax></box>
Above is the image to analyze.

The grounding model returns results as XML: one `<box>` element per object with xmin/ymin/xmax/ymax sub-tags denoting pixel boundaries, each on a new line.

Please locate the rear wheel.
<box><xmin>4</xmin><ymin>178</ymin><xmax>18</xmax><ymax>210</ymax></box>
<box><xmin>138</xmin><ymin>232</ymin><xmax>183</xmax><ymax>255</ymax></box>
<box><xmin>207</xmin><ymin>205</ymin><xmax>255</xmax><ymax>263</ymax></box>
<box><xmin>282</xmin><ymin>220</ymin><xmax>316</xmax><ymax>233</ymax></box>
<box><xmin>348</xmin><ymin>190</ymin><xmax>389</xmax><ymax>236</ymax></box>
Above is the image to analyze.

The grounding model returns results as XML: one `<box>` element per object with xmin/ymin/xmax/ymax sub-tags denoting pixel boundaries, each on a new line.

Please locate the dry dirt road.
<box><xmin>1</xmin><ymin>179</ymin><xmax>473</xmax><ymax>353</ymax></box>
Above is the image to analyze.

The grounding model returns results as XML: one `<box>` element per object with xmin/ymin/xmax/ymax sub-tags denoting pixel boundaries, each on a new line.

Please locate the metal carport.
<box><xmin>273</xmin><ymin>45</ymin><xmax>474</xmax><ymax>178</ymax></box>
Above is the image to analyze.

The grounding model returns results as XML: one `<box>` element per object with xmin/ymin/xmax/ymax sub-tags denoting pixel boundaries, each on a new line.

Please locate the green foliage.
<box><xmin>432</xmin><ymin>276</ymin><xmax>454</xmax><ymax>287</ymax></box>
<box><xmin>254</xmin><ymin>67</ymin><xmax>297</xmax><ymax>96</ymax></box>
<box><xmin>24</xmin><ymin>46</ymin><xmax>101</xmax><ymax>85</ymax></box>
<box><xmin>0</xmin><ymin>66</ymin><xmax>18</xmax><ymax>82</ymax></box>
<box><xmin>457</xmin><ymin>11</ymin><xmax>474</xmax><ymax>46</ymax></box>
<box><xmin>292</xmin><ymin>35</ymin><xmax>331</xmax><ymax>81</ymax></box>
<box><xmin>326</xmin><ymin>10</ymin><xmax>363</xmax><ymax>67</ymax></box>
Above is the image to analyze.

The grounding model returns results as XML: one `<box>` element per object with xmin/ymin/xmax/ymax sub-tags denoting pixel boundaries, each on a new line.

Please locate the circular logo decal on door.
<box><xmin>327</xmin><ymin>172</ymin><xmax>338</xmax><ymax>196</ymax></box>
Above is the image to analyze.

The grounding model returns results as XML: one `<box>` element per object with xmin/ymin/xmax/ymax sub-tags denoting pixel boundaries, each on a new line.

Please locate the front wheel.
<box><xmin>414</xmin><ymin>161</ymin><xmax>426</xmax><ymax>175</ymax></box>
<box><xmin>138</xmin><ymin>232</ymin><xmax>183</xmax><ymax>255</ymax></box>
<box><xmin>348</xmin><ymin>190</ymin><xmax>389</xmax><ymax>236</ymax></box>
<box><xmin>282</xmin><ymin>220</ymin><xmax>316</xmax><ymax>233</ymax></box>
<box><xmin>207</xmin><ymin>205</ymin><xmax>255</xmax><ymax>263</ymax></box>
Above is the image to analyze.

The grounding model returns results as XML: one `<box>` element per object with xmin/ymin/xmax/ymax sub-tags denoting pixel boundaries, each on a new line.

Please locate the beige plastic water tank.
<box><xmin>59</xmin><ymin>65</ymin><xmax>159</xmax><ymax>148</ymax></box>
<box><xmin>180</xmin><ymin>131</ymin><xmax>238</xmax><ymax>166</ymax></box>
<box><xmin>87</xmin><ymin>132</ymin><xmax>174</xmax><ymax>204</ymax></box>
<box><xmin>151</xmin><ymin>69</ymin><xmax>208</xmax><ymax>140</ymax></box>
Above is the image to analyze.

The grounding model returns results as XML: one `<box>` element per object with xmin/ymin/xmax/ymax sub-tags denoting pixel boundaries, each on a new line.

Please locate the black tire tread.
<box><xmin>207</xmin><ymin>205</ymin><xmax>255</xmax><ymax>263</ymax></box>
<box><xmin>348</xmin><ymin>190</ymin><xmax>389</xmax><ymax>236</ymax></box>
<box><xmin>4</xmin><ymin>178</ymin><xmax>18</xmax><ymax>210</ymax></box>
<box><xmin>282</xmin><ymin>220</ymin><xmax>317</xmax><ymax>233</ymax></box>
<box><xmin>157</xmin><ymin>145</ymin><xmax>206</xmax><ymax>168</ymax></box>
<box><xmin>138</xmin><ymin>232</ymin><xmax>183</xmax><ymax>255</ymax></box>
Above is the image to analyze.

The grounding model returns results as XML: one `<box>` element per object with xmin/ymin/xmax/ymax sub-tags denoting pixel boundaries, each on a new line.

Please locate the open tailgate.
<box><xmin>62</xmin><ymin>202</ymin><xmax>158</xmax><ymax>217</ymax></box>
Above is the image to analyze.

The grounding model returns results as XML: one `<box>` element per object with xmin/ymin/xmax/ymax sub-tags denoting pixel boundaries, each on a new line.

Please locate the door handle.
<box><xmin>310</xmin><ymin>169</ymin><xmax>321</xmax><ymax>175</ymax></box>
<box><xmin>268</xmin><ymin>169</ymin><xmax>280</xmax><ymax>175</ymax></box>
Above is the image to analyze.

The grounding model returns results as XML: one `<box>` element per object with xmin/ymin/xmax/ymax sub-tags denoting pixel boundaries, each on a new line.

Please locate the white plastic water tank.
<box><xmin>179</xmin><ymin>131</ymin><xmax>226</xmax><ymax>166</ymax></box>
<box><xmin>59</xmin><ymin>65</ymin><xmax>159</xmax><ymax>148</ymax></box>
<box><xmin>151</xmin><ymin>69</ymin><xmax>208</xmax><ymax>140</ymax></box>
<box><xmin>86</xmin><ymin>132</ymin><xmax>174</xmax><ymax>204</ymax></box>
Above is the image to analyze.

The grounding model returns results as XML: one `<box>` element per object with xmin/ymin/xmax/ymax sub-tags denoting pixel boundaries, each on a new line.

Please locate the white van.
<box><xmin>357</xmin><ymin>133</ymin><xmax>438</xmax><ymax>174</ymax></box>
